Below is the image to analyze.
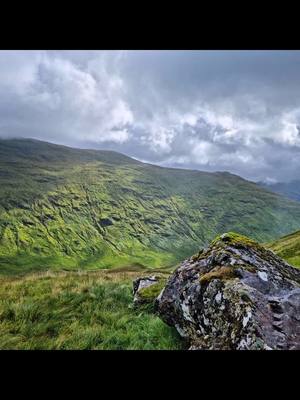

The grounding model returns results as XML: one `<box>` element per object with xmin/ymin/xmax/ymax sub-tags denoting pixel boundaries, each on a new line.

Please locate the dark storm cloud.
<box><xmin>1</xmin><ymin>50</ymin><xmax>300</xmax><ymax>182</ymax></box>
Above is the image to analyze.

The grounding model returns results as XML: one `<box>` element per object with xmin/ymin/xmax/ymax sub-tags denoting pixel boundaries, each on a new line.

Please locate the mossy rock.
<box><xmin>157</xmin><ymin>231</ymin><xmax>300</xmax><ymax>350</ymax></box>
<box><xmin>133</xmin><ymin>276</ymin><xmax>168</xmax><ymax>309</ymax></box>
<box><xmin>211</xmin><ymin>232</ymin><xmax>259</xmax><ymax>248</ymax></box>
<box><xmin>138</xmin><ymin>279</ymin><xmax>167</xmax><ymax>301</ymax></box>
<box><xmin>199</xmin><ymin>266</ymin><xmax>237</xmax><ymax>284</ymax></box>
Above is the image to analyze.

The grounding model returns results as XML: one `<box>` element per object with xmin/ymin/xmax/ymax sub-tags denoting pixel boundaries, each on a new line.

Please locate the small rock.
<box><xmin>133</xmin><ymin>275</ymin><xmax>166</xmax><ymax>306</ymax></box>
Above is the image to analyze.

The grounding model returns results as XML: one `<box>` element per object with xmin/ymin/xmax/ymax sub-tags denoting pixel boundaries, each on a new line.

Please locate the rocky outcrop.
<box><xmin>155</xmin><ymin>232</ymin><xmax>300</xmax><ymax>350</ymax></box>
<box><xmin>133</xmin><ymin>275</ymin><xmax>166</xmax><ymax>306</ymax></box>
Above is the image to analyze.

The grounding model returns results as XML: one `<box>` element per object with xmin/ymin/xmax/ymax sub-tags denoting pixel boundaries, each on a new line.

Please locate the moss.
<box><xmin>191</xmin><ymin>249</ymin><xmax>204</xmax><ymax>262</ymax></box>
<box><xmin>211</xmin><ymin>232</ymin><xmax>261</xmax><ymax>249</ymax></box>
<box><xmin>138</xmin><ymin>279</ymin><xmax>167</xmax><ymax>300</ymax></box>
<box><xmin>240</xmin><ymin>291</ymin><xmax>252</xmax><ymax>303</ymax></box>
<box><xmin>243</xmin><ymin>264</ymin><xmax>257</xmax><ymax>273</ymax></box>
<box><xmin>199</xmin><ymin>266</ymin><xmax>237</xmax><ymax>284</ymax></box>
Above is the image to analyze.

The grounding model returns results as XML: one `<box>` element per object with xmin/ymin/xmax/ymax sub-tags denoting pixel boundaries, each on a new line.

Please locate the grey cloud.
<box><xmin>1</xmin><ymin>50</ymin><xmax>300</xmax><ymax>182</ymax></box>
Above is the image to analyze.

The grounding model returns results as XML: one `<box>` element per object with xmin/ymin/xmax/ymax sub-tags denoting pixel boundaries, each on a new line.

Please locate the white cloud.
<box><xmin>190</xmin><ymin>140</ymin><xmax>214</xmax><ymax>165</ymax></box>
<box><xmin>0</xmin><ymin>50</ymin><xmax>42</xmax><ymax>93</ymax></box>
<box><xmin>0</xmin><ymin>51</ymin><xmax>134</xmax><ymax>145</ymax></box>
<box><xmin>102</xmin><ymin>129</ymin><xmax>130</xmax><ymax>143</ymax></box>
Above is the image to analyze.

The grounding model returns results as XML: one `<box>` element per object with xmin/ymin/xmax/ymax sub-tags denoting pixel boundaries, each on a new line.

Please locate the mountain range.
<box><xmin>2</xmin><ymin>138</ymin><xmax>300</xmax><ymax>274</ymax></box>
<box><xmin>259</xmin><ymin>180</ymin><xmax>300</xmax><ymax>202</ymax></box>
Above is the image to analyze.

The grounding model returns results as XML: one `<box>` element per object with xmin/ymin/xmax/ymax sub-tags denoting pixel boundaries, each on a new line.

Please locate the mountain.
<box><xmin>267</xmin><ymin>230</ymin><xmax>300</xmax><ymax>268</ymax></box>
<box><xmin>259</xmin><ymin>180</ymin><xmax>300</xmax><ymax>202</ymax></box>
<box><xmin>2</xmin><ymin>138</ymin><xmax>300</xmax><ymax>274</ymax></box>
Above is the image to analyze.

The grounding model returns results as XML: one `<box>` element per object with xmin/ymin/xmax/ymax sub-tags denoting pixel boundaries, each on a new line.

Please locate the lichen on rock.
<box><xmin>155</xmin><ymin>232</ymin><xmax>300</xmax><ymax>350</ymax></box>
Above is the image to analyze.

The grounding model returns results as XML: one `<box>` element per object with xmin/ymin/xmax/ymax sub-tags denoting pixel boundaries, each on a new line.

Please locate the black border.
<box><xmin>1</xmin><ymin>5</ymin><xmax>300</xmax><ymax>51</ymax></box>
<box><xmin>0</xmin><ymin>9</ymin><xmax>299</xmax><ymax>380</ymax></box>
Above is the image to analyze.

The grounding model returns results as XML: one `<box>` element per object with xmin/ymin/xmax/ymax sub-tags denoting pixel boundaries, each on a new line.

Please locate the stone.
<box><xmin>155</xmin><ymin>232</ymin><xmax>300</xmax><ymax>350</ymax></box>
<box><xmin>132</xmin><ymin>275</ymin><xmax>166</xmax><ymax>306</ymax></box>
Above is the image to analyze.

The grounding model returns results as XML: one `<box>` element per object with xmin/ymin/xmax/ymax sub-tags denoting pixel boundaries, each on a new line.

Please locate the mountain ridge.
<box><xmin>258</xmin><ymin>180</ymin><xmax>300</xmax><ymax>202</ymax></box>
<box><xmin>2</xmin><ymin>138</ymin><xmax>300</xmax><ymax>274</ymax></box>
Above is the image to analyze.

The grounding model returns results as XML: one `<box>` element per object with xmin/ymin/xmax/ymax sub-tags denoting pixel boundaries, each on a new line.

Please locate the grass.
<box><xmin>1</xmin><ymin>228</ymin><xmax>300</xmax><ymax>350</ymax></box>
<box><xmin>3</xmin><ymin>139</ymin><xmax>300</xmax><ymax>349</ymax></box>
<box><xmin>2</xmin><ymin>138</ymin><xmax>300</xmax><ymax>274</ymax></box>
<box><xmin>267</xmin><ymin>229</ymin><xmax>300</xmax><ymax>268</ymax></box>
<box><xmin>0</xmin><ymin>269</ymin><xmax>182</xmax><ymax>350</ymax></box>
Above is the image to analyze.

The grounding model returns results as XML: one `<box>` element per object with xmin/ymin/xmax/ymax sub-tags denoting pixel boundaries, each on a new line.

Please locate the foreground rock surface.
<box><xmin>155</xmin><ymin>232</ymin><xmax>300</xmax><ymax>350</ymax></box>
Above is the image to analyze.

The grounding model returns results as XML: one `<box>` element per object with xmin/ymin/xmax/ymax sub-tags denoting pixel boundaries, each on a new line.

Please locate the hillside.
<box><xmin>259</xmin><ymin>180</ymin><xmax>300</xmax><ymax>202</ymax></box>
<box><xmin>1</xmin><ymin>233</ymin><xmax>298</xmax><ymax>350</ymax></box>
<box><xmin>2</xmin><ymin>138</ymin><xmax>300</xmax><ymax>274</ymax></box>
<box><xmin>267</xmin><ymin>230</ymin><xmax>300</xmax><ymax>268</ymax></box>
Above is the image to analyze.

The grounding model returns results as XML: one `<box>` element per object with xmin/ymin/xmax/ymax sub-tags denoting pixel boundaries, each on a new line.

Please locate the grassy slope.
<box><xmin>267</xmin><ymin>230</ymin><xmax>300</xmax><ymax>268</ymax></box>
<box><xmin>2</xmin><ymin>230</ymin><xmax>300</xmax><ymax>350</ymax></box>
<box><xmin>0</xmin><ymin>269</ymin><xmax>182</xmax><ymax>350</ymax></box>
<box><xmin>2</xmin><ymin>138</ymin><xmax>300</xmax><ymax>274</ymax></box>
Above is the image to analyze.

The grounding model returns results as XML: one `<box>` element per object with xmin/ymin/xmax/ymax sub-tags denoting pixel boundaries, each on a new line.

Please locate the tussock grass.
<box><xmin>0</xmin><ymin>269</ymin><xmax>182</xmax><ymax>350</ymax></box>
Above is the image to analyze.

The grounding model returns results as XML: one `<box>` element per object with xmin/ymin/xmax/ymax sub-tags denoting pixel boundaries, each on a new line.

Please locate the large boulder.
<box><xmin>155</xmin><ymin>232</ymin><xmax>300</xmax><ymax>350</ymax></box>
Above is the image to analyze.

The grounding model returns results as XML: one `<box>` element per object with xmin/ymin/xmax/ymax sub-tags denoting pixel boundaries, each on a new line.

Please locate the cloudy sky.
<box><xmin>1</xmin><ymin>50</ymin><xmax>300</xmax><ymax>182</ymax></box>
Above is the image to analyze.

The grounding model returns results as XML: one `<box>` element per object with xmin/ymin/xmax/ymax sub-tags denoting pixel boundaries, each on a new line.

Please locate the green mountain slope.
<box><xmin>267</xmin><ymin>230</ymin><xmax>300</xmax><ymax>268</ymax></box>
<box><xmin>2</xmin><ymin>138</ymin><xmax>300</xmax><ymax>274</ymax></box>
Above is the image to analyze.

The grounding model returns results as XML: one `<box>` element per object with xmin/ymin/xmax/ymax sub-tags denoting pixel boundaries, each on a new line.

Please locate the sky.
<box><xmin>0</xmin><ymin>49</ymin><xmax>300</xmax><ymax>182</ymax></box>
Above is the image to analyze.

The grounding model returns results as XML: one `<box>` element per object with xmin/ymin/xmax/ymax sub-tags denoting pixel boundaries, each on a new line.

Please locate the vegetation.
<box><xmin>138</xmin><ymin>279</ymin><xmax>167</xmax><ymax>302</ymax></box>
<box><xmin>2</xmin><ymin>138</ymin><xmax>300</xmax><ymax>274</ymax></box>
<box><xmin>2</xmin><ymin>139</ymin><xmax>300</xmax><ymax>350</ymax></box>
<box><xmin>259</xmin><ymin>180</ymin><xmax>300</xmax><ymax>202</ymax></box>
<box><xmin>0</xmin><ymin>269</ymin><xmax>182</xmax><ymax>350</ymax></box>
<box><xmin>199</xmin><ymin>266</ymin><xmax>237</xmax><ymax>284</ymax></box>
<box><xmin>267</xmin><ymin>230</ymin><xmax>300</xmax><ymax>268</ymax></box>
<box><xmin>1</xmin><ymin>228</ymin><xmax>300</xmax><ymax>350</ymax></box>
<box><xmin>210</xmin><ymin>231</ymin><xmax>259</xmax><ymax>248</ymax></box>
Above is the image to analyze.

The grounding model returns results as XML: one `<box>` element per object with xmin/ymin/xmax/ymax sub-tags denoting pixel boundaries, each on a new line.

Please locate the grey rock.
<box><xmin>155</xmin><ymin>232</ymin><xmax>300</xmax><ymax>350</ymax></box>
<box><xmin>133</xmin><ymin>275</ymin><xmax>161</xmax><ymax>305</ymax></box>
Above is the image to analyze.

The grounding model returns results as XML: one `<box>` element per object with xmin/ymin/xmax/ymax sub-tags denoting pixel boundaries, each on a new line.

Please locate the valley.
<box><xmin>1</xmin><ymin>139</ymin><xmax>300</xmax><ymax>349</ymax></box>
<box><xmin>2</xmin><ymin>138</ymin><xmax>300</xmax><ymax>275</ymax></box>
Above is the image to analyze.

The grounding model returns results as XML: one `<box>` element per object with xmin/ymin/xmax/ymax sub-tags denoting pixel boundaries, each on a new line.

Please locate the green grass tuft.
<box><xmin>0</xmin><ymin>270</ymin><xmax>182</xmax><ymax>350</ymax></box>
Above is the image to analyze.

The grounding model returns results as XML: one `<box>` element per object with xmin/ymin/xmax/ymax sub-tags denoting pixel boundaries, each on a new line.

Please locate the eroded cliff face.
<box><xmin>155</xmin><ymin>232</ymin><xmax>300</xmax><ymax>350</ymax></box>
